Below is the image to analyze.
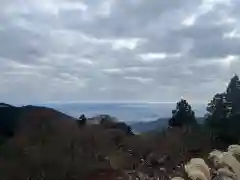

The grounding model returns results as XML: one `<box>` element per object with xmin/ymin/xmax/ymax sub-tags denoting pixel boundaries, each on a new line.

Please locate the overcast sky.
<box><xmin>0</xmin><ymin>0</ymin><xmax>240</xmax><ymax>104</ymax></box>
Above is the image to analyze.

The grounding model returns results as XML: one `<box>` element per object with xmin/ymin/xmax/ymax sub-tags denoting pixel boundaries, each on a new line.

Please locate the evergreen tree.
<box><xmin>206</xmin><ymin>93</ymin><xmax>230</xmax><ymax>119</ymax></box>
<box><xmin>205</xmin><ymin>74</ymin><xmax>240</xmax><ymax>144</ymax></box>
<box><xmin>226</xmin><ymin>74</ymin><xmax>240</xmax><ymax>114</ymax></box>
<box><xmin>168</xmin><ymin>99</ymin><xmax>197</xmax><ymax>127</ymax></box>
<box><xmin>77</xmin><ymin>114</ymin><xmax>87</xmax><ymax>127</ymax></box>
<box><xmin>206</xmin><ymin>75</ymin><xmax>240</xmax><ymax>121</ymax></box>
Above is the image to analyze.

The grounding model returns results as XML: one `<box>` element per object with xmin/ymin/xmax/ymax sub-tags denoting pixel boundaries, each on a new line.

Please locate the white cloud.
<box><xmin>182</xmin><ymin>0</ymin><xmax>232</xmax><ymax>27</ymax></box>
<box><xmin>2</xmin><ymin>0</ymin><xmax>88</xmax><ymax>16</ymax></box>
<box><xmin>101</xmin><ymin>66</ymin><xmax>158</xmax><ymax>75</ymax></box>
<box><xmin>124</xmin><ymin>76</ymin><xmax>154</xmax><ymax>84</ymax></box>
<box><xmin>139</xmin><ymin>53</ymin><xmax>167</xmax><ymax>60</ymax></box>
<box><xmin>101</xmin><ymin>68</ymin><xmax>124</xmax><ymax>75</ymax></box>
<box><xmin>220</xmin><ymin>55</ymin><xmax>238</xmax><ymax>67</ymax></box>
<box><xmin>195</xmin><ymin>55</ymin><xmax>238</xmax><ymax>68</ymax></box>
<box><xmin>216</xmin><ymin>17</ymin><xmax>236</xmax><ymax>25</ymax></box>
<box><xmin>223</xmin><ymin>29</ymin><xmax>240</xmax><ymax>39</ymax></box>
<box><xmin>182</xmin><ymin>15</ymin><xmax>197</xmax><ymax>26</ymax></box>
<box><xmin>124</xmin><ymin>66</ymin><xmax>158</xmax><ymax>73</ymax></box>
<box><xmin>138</xmin><ymin>52</ymin><xmax>182</xmax><ymax>62</ymax></box>
<box><xmin>112</xmin><ymin>38</ymin><xmax>143</xmax><ymax>50</ymax></box>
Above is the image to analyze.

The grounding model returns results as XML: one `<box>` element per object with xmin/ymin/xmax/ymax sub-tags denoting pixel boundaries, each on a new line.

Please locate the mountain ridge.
<box><xmin>129</xmin><ymin>117</ymin><xmax>205</xmax><ymax>133</ymax></box>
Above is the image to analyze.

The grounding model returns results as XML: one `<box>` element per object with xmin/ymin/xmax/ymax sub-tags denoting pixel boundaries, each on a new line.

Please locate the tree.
<box><xmin>168</xmin><ymin>99</ymin><xmax>197</xmax><ymax>127</ymax></box>
<box><xmin>206</xmin><ymin>93</ymin><xmax>230</xmax><ymax>119</ymax></box>
<box><xmin>205</xmin><ymin>75</ymin><xmax>240</xmax><ymax>123</ymax></box>
<box><xmin>205</xmin><ymin>74</ymin><xmax>240</xmax><ymax>144</ymax></box>
<box><xmin>77</xmin><ymin>114</ymin><xmax>87</xmax><ymax>127</ymax></box>
<box><xmin>226</xmin><ymin>74</ymin><xmax>240</xmax><ymax>114</ymax></box>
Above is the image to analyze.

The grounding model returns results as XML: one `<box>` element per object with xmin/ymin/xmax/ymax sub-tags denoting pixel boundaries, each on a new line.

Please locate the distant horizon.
<box><xmin>6</xmin><ymin>100</ymin><xmax>207</xmax><ymax>107</ymax></box>
<box><xmin>1</xmin><ymin>101</ymin><xmax>207</xmax><ymax>122</ymax></box>
<box><xmin>39</xmin><ymin>100</ymin><xmax>207</xmax><ymax>105</ymax></box>
<box><xmin>41</xmin><ymin>102</ymin><xmax>207</xmax><ymax>122</ymax></box>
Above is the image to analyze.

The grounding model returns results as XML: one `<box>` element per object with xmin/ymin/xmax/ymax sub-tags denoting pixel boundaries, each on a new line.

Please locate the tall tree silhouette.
<box><xmin>168</xmin><ymin>99</ymin><xmax>197</xmax><ymax>127</ymax></box>
<box><xmin>206</xmin><ymin>75</ymin><xmax>240</xmax><ymax>120</ymax></box>
<box><xmin>206</xmin><ymin>93</ymin><xmax>230</xmax><ymax>119</ymax></box>
<box><xmin>226</xmin><ymin>74</ymin><xmax>240</xmax><ymax>114</ymax></box>
<box><xmin>205</xmin><ymin>74</ymin><xmax>240</xmax><ymax>144</ymax></box>
<box><xmin>77</xmin><ymin>114</ymin><xmax>87</xmax><ymax>127</ymax></box>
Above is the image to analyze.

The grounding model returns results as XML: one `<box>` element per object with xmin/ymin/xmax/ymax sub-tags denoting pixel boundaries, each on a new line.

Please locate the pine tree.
<box><xmin>77</xmin><ymin>114</ymin><xmax>87</xmax><ymax>127</ymax></box>
<box><xmin>206</xmin><ymin>93</ymin><xmax>230</xmax><ymax>119</ymax></box>
<box><xmin>168</xmin><ymin>99</ymin><xmax>197</xmax><ymax>127</ymax></box>
<box><xmin>226</xmin><ymin>74</ymin><xmax>240</xmax><ymax>114</ymax></box>
<box><xmin>205</xmin><ymin>74</ymin><xmax>240</xmax><ymax>143</ymax></box>
<box><xmin>206</xmin><ymin>75</ymin><xmax>240</xmax><ymax>120</ymax></box>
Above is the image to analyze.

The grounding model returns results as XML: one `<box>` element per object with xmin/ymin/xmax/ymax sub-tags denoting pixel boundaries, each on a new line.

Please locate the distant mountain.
<box><xmin>0</xmin><ymin>103</ymin><xmax>20</xmax><ymax>137</ymax></box>
<box><xmin>129</xmin><ymin>118</ymin><xmax>169</xmax><ymax>133</ymax></box>
<box><xmin>0</xmin><ymin>103</ymin><xmax>15</xmax><ymax>108</ymax></box>
<box><xmin>130</xmin><ymin>117</ymin><xmax>206</xmax><ymax>133</ymax></box>
<box><xmin>44</xmin><ymin>102</ymin><xmax>207</xmax><ymax>123</ymax></box>
<box><xmin>0</xmin><ymin>103</ymin><xmax>139</xmax><ymax>179</ymax></box>
<box><xmin>0</xmin><ymin>103</ymin><xmax>77</xmax><ymax>140</ymax></box>
<box><xmin>0</xmin><ymin>102</ymin><xmax>135</xmax><ymax>141</ymax></box>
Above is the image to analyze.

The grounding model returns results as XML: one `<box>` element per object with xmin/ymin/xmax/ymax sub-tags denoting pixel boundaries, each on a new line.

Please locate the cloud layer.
<box><xmin>0</xmin><ymin>0</ymin><xmax>239</xmax><ymax>104</ymax></box>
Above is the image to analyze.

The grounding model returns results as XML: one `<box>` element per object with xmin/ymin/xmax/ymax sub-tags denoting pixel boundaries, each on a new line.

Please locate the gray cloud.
<box><xmin>0</xmin><ymin>0</ymin><xmax>239</xmax><ymax>104</ymax></box>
